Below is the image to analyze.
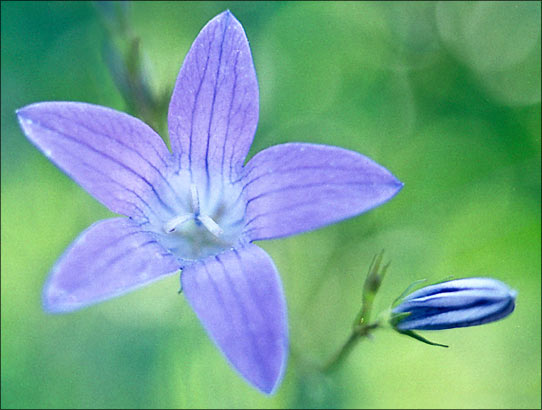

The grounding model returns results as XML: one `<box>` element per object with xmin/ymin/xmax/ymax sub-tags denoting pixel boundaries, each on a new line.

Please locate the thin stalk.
<box><xmin>323</xmin><ymin>323</ymin><xmax>379</xmax><ymax>373</ymax></box>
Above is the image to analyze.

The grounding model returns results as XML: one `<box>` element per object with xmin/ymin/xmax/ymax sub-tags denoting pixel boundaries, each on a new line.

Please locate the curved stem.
<box><xmin>323</xmin><ymin>323</ymin><xmax>379</xmax><ymax>373</ymax></box>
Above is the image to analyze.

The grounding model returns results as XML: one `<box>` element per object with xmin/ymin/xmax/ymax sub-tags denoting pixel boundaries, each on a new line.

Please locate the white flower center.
<box><xmin>162</xmin><ymin>184</ymin><xmax>224</xmax><ymax>238</ymax></box>
<box><xmin>149</xmin><ymin>169</ymin><xmax>246</xmax><ymax>262</ymax></box>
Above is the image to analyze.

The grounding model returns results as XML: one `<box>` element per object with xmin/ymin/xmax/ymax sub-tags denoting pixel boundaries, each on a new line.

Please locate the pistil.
<box><xmin>198</xmin><ymin>215</ymin><xmax>224</xmax><ymax>237</ymax></box>
<box><xmin>163</xmin><ymin>213</ymin><xmax>192</xmax><ymax>233</ymax></box>
<box><xmin>162</xmin><ymin>183</ymin><xmax>224</xmax><ymax>238</ymax></box>
<box><xmin>190</xmin><ymin>183</ymin><xmax>200</xmax><ymax>215</ymax></box>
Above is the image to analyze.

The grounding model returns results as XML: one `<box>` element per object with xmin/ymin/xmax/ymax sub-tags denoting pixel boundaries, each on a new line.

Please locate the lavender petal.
<box><xmin>395</xmin><ymin>299</ymin><xmax>516</xmax><ymax>330</ymax></box>
<box><xmin>168</xmin><ymin>11</ymin><xmax>258</xmax><ymax>180</ymax></box>
<box><xmin>181</xmin><ymin>244</ymin><xmax>288</xmax><ymax>394</ymax></box>
<box><xmin>242</xmin><ymin>143</ymin><xmax>403</xmax><ymax>240</ymax></box>
<box><xmin>16</xmin><ymin>102</ymin><xmax>173</xmax><ymax>219</ymax></box>
<box><xmin>43</xmin><ymin>218</ymin><xmax>180</xmax><ymax>313</ymax></box>
<box><xmin>400</xmin><ymin>277</ymin><xmax>512</xmax><ymax>301</ymax></box>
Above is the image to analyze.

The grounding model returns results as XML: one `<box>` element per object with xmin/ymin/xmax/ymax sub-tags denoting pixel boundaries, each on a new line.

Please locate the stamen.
<box><xmin>190</xmin><ymin>183</ymin><xmax>200</xmax><ymax>215</ymax></box>
<box><xmin>163</xmin><ymin>213</ymin><xmax>193</xmax><ymax>233</ymax></box>
<box><xmin>198</xmin><ymin>215</ymin><xmax>224</xmax><ymax>237</ymax></box>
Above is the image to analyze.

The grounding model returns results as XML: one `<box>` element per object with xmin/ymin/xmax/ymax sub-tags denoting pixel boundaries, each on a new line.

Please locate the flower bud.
<box><xmin>391</xmin><ymin>277</ymin><xmax>517</xmax><ymax>331</ymax></box>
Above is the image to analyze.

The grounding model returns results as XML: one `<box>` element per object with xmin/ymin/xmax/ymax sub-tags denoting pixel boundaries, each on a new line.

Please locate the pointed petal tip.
<box><xmin>250</xmin><ymin>335</ymin><xmax>288</xmax><ymax>395</ymax></box>
<box><xmin>210</xmin><ymin>10</ymin><xmax>244</xmax><ymax>36</ymax></box>
<box><xmin>211</xmin><ymin>9</ymin><xmax>235</xmax><ymax>25</ymax></box>
<box><xmin>15</xmin><ymin>102</ymin><xmax>49</xmax><ymax>118</ymax></box>
<box><xmin>41</xmin><ymin>272</ymin><xmax>88</xmax><ymax>314</ymax></box>
<box><xmin>15</xmin><ymin>102</ymin><xmax>58</xmax><ymax>131</ymax></box>
<box><xmin>383</xmin><ymin>172</ymin><xmax>404</xmax><ymax>202</ymax></box>
<box><xmin>15</xmin><ymin>103</ymin><xmax>31</xmax><ymax>115</ymax></box>
<box><xmin>261</xmin><ymin>348</ymin><xmax>288</xmax><ymax>395</ymax></box>
<box><xmin>259</xmin><ymin>380</ymin><xmax>278</xmax><ymax>396</ymax></box>
<box><xmin>393</xmin><ymin>177</ymin><xmax>405</xmax><ymax>194</ymax></box>
<box><xmin>15</xmin><ymin>109</ymin><xmax>35</xmax><ymax>133</ymax></box>
<box><xmin>41</xmin><ymin>283</ymin><xmax>75</xmax><ymax>315</ymax></box>
<box><xmin>15</xmin><ymin>105</ymin><xmax>30</xmax><ymax>121</ymax></box>
<box><xmin>218</xmin><ymin>9</ymin><xmax>237</xmax><ymax>20</ymax></box>
<box><xmin>42</xmin><ymin>300</ymin><xmax>67</xmax><ymax>315</ymax></box>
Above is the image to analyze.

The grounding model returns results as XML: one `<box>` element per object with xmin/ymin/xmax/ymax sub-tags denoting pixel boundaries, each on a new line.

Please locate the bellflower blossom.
<box><xmin>391</xmin><ymin>277</ymin><xmax>517</xmax><ymax>331</ymax></box>
<box><xmin>16</xmin><ymin>11</ymin><xmax>403</xmax><ymax>393</ymax></box>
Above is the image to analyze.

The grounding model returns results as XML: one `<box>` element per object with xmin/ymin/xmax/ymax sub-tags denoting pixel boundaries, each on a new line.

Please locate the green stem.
<box><xmin>323</xmin><ymin>323</ymin><xmax>379</xmax><ymax>373</ymax></box>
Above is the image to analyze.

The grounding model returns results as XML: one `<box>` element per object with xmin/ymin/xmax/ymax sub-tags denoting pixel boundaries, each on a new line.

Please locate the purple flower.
<box><xmin>16</xmin><ymin>11</ymin><xmax>402</xmax><ymax>393</ymax></box>
<box><xmin>391</xmin><ymin>277</ymin><xmax>517</xmax><ymax>331</ymax></box>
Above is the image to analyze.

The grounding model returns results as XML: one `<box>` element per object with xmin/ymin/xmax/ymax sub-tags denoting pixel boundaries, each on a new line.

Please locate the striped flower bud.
<box><xmin>391</xmin><ymin>277</ymin><xmax>517</xmax><ymax>331</ymax></box>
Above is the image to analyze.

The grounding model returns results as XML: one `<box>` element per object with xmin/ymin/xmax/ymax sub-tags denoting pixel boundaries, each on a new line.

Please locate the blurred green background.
<box><xmin>1</xmin><ymin>1</ymin><xmax>540</xmax><ymax>408</ymax></box>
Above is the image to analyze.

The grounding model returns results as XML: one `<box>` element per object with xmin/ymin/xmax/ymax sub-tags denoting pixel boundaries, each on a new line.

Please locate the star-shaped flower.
<box><xmin>16</xmin><ymin>11</ymin><xmax>403</xmax><ymax>394</ymax></box>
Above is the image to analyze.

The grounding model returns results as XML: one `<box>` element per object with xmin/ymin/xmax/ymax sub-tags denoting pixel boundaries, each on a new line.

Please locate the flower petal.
<box><xmin>168</xmin><ymin>11</ymin><xmax>258</xmax><ymax>180</ymax></box>
<box><xmin>43</xmin><ymin>218</ymin><xmax>180</xmax><ymax>313</ymax></box>
<box><xmin>17</xmin><ymin>102</ymin><xmax>173</xmax><ymax>220</ymax></box>
<box><xmin>394</xmin><ymin>298</ymin><xmax>516</xmax><ymax>330</ymax></box>
<box><xmin>241</xmin><ymin>143</ymin><xmax>403</xmax><ymax>240</ymax></box>
<box><xmin>401</xmin><ymin>277</ymin><xmax>512</xmax><ymax>302</ymax></box>
<box><xmin>181</xmin><ymin>244</ymin><xmax>288</xmax><ymax>394</ymax></box>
